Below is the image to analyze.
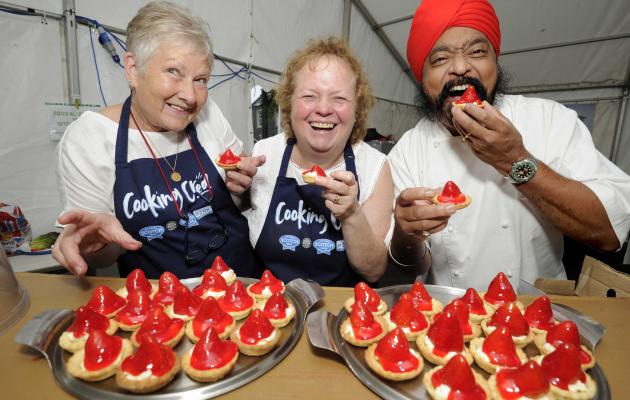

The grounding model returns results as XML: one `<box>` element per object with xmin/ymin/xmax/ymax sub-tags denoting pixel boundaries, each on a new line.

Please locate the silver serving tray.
<box><xmin>15</xmin><ymin>277</ymin><xmax>324</xmax><ymax>399</ymax></box>
<box><xmin>307</xmin><ymin>284</ymin><xmax>610</xmax><ymax>400</ymax></box>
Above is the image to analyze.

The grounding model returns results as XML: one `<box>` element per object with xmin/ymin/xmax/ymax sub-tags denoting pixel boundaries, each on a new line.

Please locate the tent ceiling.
<box><xmin>355</xmin><ymin>0</ymin><xmax>630</xmax><ymax>92</ymax></box>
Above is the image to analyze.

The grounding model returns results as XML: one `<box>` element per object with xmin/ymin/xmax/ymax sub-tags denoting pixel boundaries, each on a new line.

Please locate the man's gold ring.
<box><xmin>333</xmin><ymin>193</ymin><xmax>340</xmax><ymax>204</ymax></box>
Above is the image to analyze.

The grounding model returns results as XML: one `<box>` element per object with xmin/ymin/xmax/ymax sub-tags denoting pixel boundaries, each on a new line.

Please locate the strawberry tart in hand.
<box><xmin>216</xmin><ymin>148</ymin><xmax>241</xmax><ymax>170</ymax></box>
<box><xmin>302</xmin><ymin>164</ymin><xmax>326</xmax><ymax>184</ymax></box>
<box><xmin>432</xmin><ymin>181</ymin><xmax>471</xmax><ymax>209</ymax></box>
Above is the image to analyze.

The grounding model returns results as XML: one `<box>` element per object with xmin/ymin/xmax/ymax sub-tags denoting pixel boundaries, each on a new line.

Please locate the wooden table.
<box><xmin>1</xmin><ymin>273</ymin><xmax>628</xmax><ymax>399</ymax></box>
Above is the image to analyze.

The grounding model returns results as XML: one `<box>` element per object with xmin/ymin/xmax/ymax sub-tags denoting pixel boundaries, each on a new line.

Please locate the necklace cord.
<box><xmin>131</xmin><ymin>111</ymin><xmax>184</xmax><ymax>217</ymax></box>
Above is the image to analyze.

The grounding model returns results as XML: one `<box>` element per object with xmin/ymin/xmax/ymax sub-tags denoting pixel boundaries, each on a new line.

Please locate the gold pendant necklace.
<box><xmin>143</xmin><ymin>130</ymin><xmax>182</xmax><ymax>182</ymax></box>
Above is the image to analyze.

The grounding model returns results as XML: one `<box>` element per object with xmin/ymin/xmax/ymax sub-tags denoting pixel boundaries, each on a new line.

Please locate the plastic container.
<box><xmin>0</xmin><ymin>248</ymin><xmax>30</xmax><ymax>335</ymax></box>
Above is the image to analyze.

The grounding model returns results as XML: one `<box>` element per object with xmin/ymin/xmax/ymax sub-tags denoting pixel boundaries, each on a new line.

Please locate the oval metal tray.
<box><xmin>307</xmin><ymin>284</ymin><xmax>610</xmax><ymax>400</ymax></box>
<box><xmin>15</xmin><ymin>277</ymin><xmax>324</xmax><ymax>399</ymax></box>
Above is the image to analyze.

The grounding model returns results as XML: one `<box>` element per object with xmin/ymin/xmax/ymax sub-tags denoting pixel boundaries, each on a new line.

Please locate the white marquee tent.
<box><xmin>1</xmin><ymin>0</ymin><xmax>629</xmax><ymax>248</ymax></box>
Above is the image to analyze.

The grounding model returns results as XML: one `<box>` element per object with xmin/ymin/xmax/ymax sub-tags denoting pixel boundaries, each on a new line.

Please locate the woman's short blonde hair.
<box><xmin>126</xmin><ymin>1</ymin><xmax>213</xmax><ymax>72</ymax></box>
<box><xmin>276</xmin><ymin>36</ymin><xmax>374</xmax><ymax>145</ymax></box>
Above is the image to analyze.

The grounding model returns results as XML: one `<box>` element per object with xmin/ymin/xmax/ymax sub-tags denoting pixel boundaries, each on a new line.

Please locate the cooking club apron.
<box><xmin>113</xmin><ymin>96</ymin><xmax>261</xmax><ymax>279</ymax></box>
<box><xmin>254</xmin><ymin>138</ymin><xmax>361</xmax><ymax>286</ymax></box>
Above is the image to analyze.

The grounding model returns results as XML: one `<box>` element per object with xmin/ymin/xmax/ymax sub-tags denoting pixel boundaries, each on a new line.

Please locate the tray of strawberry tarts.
<box><xmin>14</xmin><ymin>256</ymin><xmax>324</xmax><ymax>399</ymax></box>
<box><xmin>307</xmin><ymin>272</ymin><xmax>610</xmax><ymax>400</ymax></box>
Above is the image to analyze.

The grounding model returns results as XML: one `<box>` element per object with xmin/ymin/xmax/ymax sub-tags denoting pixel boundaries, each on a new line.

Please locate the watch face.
<box><xmin>511</xmin><ymin>158</ymin><xmax>538</xmax><ymax>183</ymax></box>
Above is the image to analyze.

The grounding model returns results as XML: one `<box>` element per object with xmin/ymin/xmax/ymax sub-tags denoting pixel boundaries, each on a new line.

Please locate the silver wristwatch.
<box><xmin>506</xmin><ymin>154</ymin><xmax>538</xmax><ymax>185</ymax></box>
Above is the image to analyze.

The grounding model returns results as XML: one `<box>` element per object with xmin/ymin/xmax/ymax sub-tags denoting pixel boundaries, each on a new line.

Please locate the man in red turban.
<box><xmin>385</xmin><ymin>0</ymin><xmax>630</xmax><ymax>290</ymax></box>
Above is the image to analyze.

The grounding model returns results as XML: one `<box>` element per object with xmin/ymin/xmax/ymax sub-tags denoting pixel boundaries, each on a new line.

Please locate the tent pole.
<box><xmin>351</xmin><ymin>0</ymin><xmax>421</xmax><ymax>92</ymax></box>
<box><xmin>342</xmin><ymin>0</ymin><xmax>351</xmax><ymax>41</ymax></box>
<box><xmin>611</xmin><ymin>88</ymin><xmax>629</xmax><ymax>163</ymax></box>
<box><xmin>62</xmin><ymin>0</ymin><xmax>80</xmax><ymax>107</ymax></box>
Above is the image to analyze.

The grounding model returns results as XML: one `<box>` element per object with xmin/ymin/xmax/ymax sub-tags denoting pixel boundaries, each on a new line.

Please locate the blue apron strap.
<box><xmin>115</xmin><ymin>96</ymin><xmax>132</xmax><ymax>167</ymax></box>
<box><xmin>278</xmin><ymin>137</ymin><xmax>295</xmax><ymax>177</ymax></box>
<box><xmin>343</xmin><ymin>141</ymin><xmax>360</xmax><ymax>200</ymax></box>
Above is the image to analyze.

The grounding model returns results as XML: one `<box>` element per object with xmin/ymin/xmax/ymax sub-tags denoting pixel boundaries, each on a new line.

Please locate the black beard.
<box><xmin>414</xmin><ymin>64</ymin><xmax>510</xmax><ymax>124</ymax></box>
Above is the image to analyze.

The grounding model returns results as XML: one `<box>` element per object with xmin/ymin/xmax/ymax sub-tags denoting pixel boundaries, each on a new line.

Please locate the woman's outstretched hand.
<box><xmin>52</xmin><ymin>210</ymin><xmax>141</xmax><ymax>276</ymax></box>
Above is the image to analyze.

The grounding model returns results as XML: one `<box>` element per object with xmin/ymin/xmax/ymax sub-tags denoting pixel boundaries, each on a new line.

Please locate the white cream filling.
<box><xmin>234</xmin><ymin>326</ymin><xmax>278</xmax><ymax>345</ymax></box>
<box><xmin>568</xmin><ymin>380</ymin><xmax>588</xmax><ymax>392</ymax></box>
<box><xmin>486</xmin><ymin>325</ymin><xmax>527</xmax><ymax>341</ymax></box>
<box><xmin>124</xmin><ymin>369</ymin><xmax>154</xmax><ymax>381</ymax></box>
<box><xmin>61</xmin><ymin>331</ymin><xmax>88</xmax><ymax>344</ymax></box>
<box><xmin>343</xmin><ymin>322</ymin><xmax>354</xmax><ymax>337</ymax></box>
<box><xmin>473</xmin><ymin>346</ymin><xmax>490</xmax><ymax>363</ymax></box>
<box><xmin>435</xmin><ymin>384</ymin><xmax>451</xmax><ymax>398</ymax></box>
<box><xmin>280</xmin><ymin>304</ymin><xmax>296</xmax><ymax>321</ymax></box>
<box><xmin>80</xmin><ymin>347</ymin><xmax>124</xmax><ymax>372</ymax></box>
<box><xmin>169</xmin><ymin>308</ymin><xmax>193</xmax><ymax>319</ymax></box>
<box><xmin>201</xmin><ymin>289</ymin><xmax>225</xmax><ymax>299</ymax></box>
<box><xmin>384</xmin><ymin>312</ymin><xmax>416</xmax><ymax>335</ymax></box>
<box><xmin>543</xmin><ymin>342</ymin><xmax>556</xmax><ymax>353</ymax></box>
<box><xmin>221</xmin><ymin>270</ymin><xmax>236</xmax><ymax>283</ymax></box>
<box><xmin>424</xmin><ymin>335</ymin><xmax>459</xmax><ymax>360</ymax></box>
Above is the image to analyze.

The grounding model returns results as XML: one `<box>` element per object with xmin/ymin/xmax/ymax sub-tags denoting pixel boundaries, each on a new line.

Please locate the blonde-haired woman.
<box><xmin>249</xmin><ymin>37</ymin><xmax>393</xmax><ymax>286</ymax></box>
<box><xmin>54</xmin><ymin>1</ymin><xmax>264</xmax><ymax>278</ymax></box>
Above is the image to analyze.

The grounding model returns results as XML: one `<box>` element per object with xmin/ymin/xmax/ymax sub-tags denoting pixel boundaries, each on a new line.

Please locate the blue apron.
<box><xmin>254</xmin><ymin>138</ymin><xmax>361</xmax><ymax>286</ymax></box>
<box><xmin>113</xmin><ymin>96</ymin><xmax>261</xmax><ymax>279</ymax></box>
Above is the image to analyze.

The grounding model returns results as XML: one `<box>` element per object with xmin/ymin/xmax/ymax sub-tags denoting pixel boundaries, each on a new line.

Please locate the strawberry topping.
<box><xmin>541</xmin><ymin>343</ymin><xmax>587</xmax><ymax>390</ymax></box>
<box><xmin>121</xmin><ymin>336</ymin><xmax>175</xmax><ymax>377</ymax></box>
<box><xmin>488</xmin><ymin>303</ymin><xmax>529</xmax><ymax>337</ymax></box>
<box><xmin>545</xmin><ymin>321</ymin><xmax>592</xmax><ymax>365</ymax></box>
<box><xmin>484</xmin><ymin>272</ymin><xmax>517</xmax><ymax>305</ymax></box>
<box><xmin>353</xmin><ymin>282</ymin><xmax>381</xmax><ymax>313</ymax></box>
<box><xmin>496</xmin><ymin>360</ymin><xmax>549</xmax><ymax>400</ymax></box>
<box><xmin>459</xmin><ymin>288</ymin><xmax>487</xmax><ymax>316</ymax></box>
<box><xmin>262</xmin><ymin>292</ymin><xmax>290</xmax><ymax>320</ymax></box>
<box><xmin>408</xmin><ymin>281</ymin><xmax>434</xmax><ymax>312</ymax></box>
<box><xmin>249</xmin><ymin>270</ymin><xmax>284</xmax><ymax>295</ymax></box>
<box><xmin>191</xmin><ymin>326</ymin><xmax>238</xmax><ymax>370</ymax></box>
<box><xmin>218</xmin><ymin>280</ymin><xmax>254</xmax><ymax>312</ymax></box>
<box><xmin>192</xmin><ymin>297</ymin><xmax>234</xmax><ymax>338</ymax></box>
<box><xmin>349</xmin><ymin>300</ymin><xmax>383</xmax><ymax>340</ymax></box>
<box><xmin>427</xmin><ymin>308</ymin><xmax>465</xmax><ymax>356</ymax></box>
<box><xmin>172</xmin><ymin>286</ymin><xmax>201</xmax><ymax>317</ymax></box>
<box><xmin>303</xmin><ymin>164</ymin><xmax>326</xmax><ymax>177</ymax></box>
<box><xmin>135</xmin><ymin>306</ymin><xmax>184</xmax><ymax>345</ymax></box>
<box><xmin>435</xmin><ymin>300</ymin><xmax>472</xmax><ymax>335</ymax></box>
<box><xmin>390</xmin><ymin>293</ymin><xmax>428</xmax><ymax>332</ymax></box>
<box><xmin>124</xmin><ymin>268</ymin><xmax>153</xmax><ymax>295</ymax></box>
<box><xmin>431</xmin><ymin>354</ymin><xmax>485</xmax><ymax>399</ymax></box>
<box><xmin>374</xmin><ymin>328</ymin><xmax>420</xmax><ymax>373</ymax></box>
<box><xmin>152</xmin><ymin>271</ymin><xmax>183</xmax><ymax>306</ymax></box>
<box><xmin>192</xmin><ymin>269</ymin><xmax>228</xmax><ymax>298</ymax></box>
<box><xmin>238</xmin><ymin>309</ymin><xmax>275</xmax><ymax>344</ymax></box>
<box><xmin>85</xmin><ymin>285</ymin><xmax>125</xmax><ymax>316</ymax></box>
<box><xmin>524</xmin><ymin>295</ymin><xmax>555</xmax><ymax>331</ymax></box>
<box><xmin>83</xmin><ymin>330</ymin><xmax>122</xmax><ymax>371</ymax></box>
<box><xmin>481</xmin><ymin>326</ymin><xmax>521</xmax><ymax>367</ymax></box>
<box><xmin>437</xmin><ymin>181</ymin><xmax>467</xmax><ymax>204</ymax></box>
<box><xmin>218</xmin><ymin>148</ymin><xmax>241</xmax><ymax>165</ymax></box>
<box><xmin>209</xmin><ymin>256</ymin><xmax>232</xmax><ymax>274</ymax></box>
<box><xmin>453</xmin><ymin>86</ymin><xmax>483</xmax><ymax>107</ymax></box>
<box><xmin>115</xmin><ymin>288</ymin><xmax>152</xmax><ymax>326</ymax></box>
<box><xmin>67</xmin><ymin>306</ymin><xmax>111</xmax><ymax>338</ymax></box>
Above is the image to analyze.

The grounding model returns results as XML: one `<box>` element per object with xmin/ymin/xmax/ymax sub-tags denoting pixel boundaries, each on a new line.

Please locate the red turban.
<box><xmin>406</xmin><ymin>0</ymin><xmax>501</xmax><ymax>82</ymax></box>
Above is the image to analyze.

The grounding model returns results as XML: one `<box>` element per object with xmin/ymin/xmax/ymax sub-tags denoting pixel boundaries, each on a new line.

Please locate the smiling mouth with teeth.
<box><xmin>448</xmin><ymin>84</ymin><xmax>470</xmax><ymax>98</ymax></box>
<box><xmin>310</xmin><ymin>122</ymin><xmax>336</xmax><ymax>130</ymax></box>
